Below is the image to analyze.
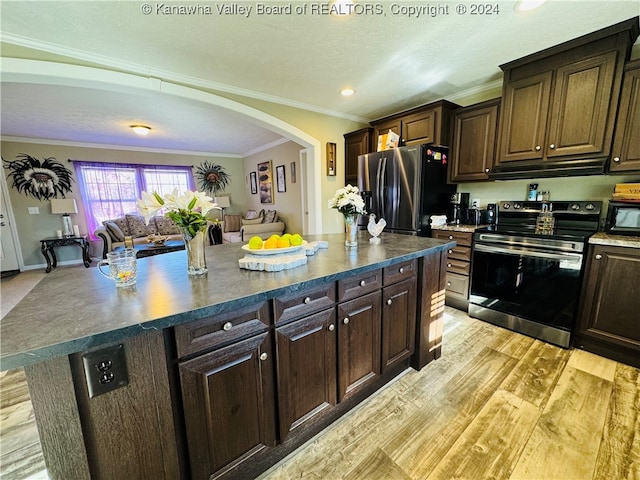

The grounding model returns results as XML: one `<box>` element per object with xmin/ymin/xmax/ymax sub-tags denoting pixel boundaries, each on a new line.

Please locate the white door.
<box><xmin>0</xmin><ymin>180</ymin><xmax>20</xmax><ymax>272</ymax></box>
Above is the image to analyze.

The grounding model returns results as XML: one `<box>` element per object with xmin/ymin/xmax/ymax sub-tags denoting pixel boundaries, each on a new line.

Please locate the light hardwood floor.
<box><xmin>1</xmin><ymin>299</ymin><xmax>638</xmax><ymax>479</ymax></box>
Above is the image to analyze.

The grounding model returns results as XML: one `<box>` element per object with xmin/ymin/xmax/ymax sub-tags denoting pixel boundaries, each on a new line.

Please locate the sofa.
<box><xmin>94</xmin><ymin>214</ymin><xmax>184</xmax><ymax>258</ymax></box>
<box><xmin>222</xmin><ymin>209</ymin><xmax>285</xmax><ymax>243</ymax></box>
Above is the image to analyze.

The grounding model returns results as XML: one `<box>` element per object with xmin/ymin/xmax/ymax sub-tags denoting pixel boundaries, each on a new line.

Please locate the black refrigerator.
<box><xmin>357</xmin><ymin>144</ymin><xmax>455</xmax><ymax>236</ymax></box>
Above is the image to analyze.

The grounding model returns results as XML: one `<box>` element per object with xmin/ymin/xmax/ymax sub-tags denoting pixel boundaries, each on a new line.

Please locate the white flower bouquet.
<box><xmin>328</xmin><ymin>184</ymin><xmax>366</xmax><ymax>216</ymax></box>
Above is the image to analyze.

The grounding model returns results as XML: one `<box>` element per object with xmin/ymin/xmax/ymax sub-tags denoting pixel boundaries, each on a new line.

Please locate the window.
<box><xmin>73</xmin><ymin>162</ymin><xmax>195</xmax><ymax>238</ymax></box>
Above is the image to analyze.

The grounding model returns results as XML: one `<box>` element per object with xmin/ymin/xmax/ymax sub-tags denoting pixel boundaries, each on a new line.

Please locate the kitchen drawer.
<box><xmin>383</xmin><ymin>259</ymin><xmax>417</xmax><ymax>286</ymax></box>
<box><xmin>338</xmin><ymin>269</ymin><xmax>382</xmax><ymax>302</ymax></box>
<box><xmin>432</xmin><ymin>230</ymin><xmax>473</xmax><ymax>247</ymax></box>
<box><xmin>445</xmin><ymin>272</ymin><xmax>469</xmax><ymax>297</ymax></box>
<box><xmin>446</xmin><ymin>258</ymin><xmax>470</xmax><ymax>276</ymax></box>
<box><xmin>446</xmin><ymin>245</ymin><xmax>471</xmax><ymax>262</ymax></box>
<box><xmin>274</xmin><ymin>282</ymin><xmax>337</xmax><ymax>325</ymax></box>
<box><xmin>175</xmin><ymin>301</ymin><xmax>271</xmax><ymax>359</ymax></box>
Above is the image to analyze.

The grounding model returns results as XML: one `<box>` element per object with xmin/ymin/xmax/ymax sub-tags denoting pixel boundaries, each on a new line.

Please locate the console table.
<box><xmin>40</xmin><ymin>236</ymin><xmax>91</xmax><ymax>273</ymax></box>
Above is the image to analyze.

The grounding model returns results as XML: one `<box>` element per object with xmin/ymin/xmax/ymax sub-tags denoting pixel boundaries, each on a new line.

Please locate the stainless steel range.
<box><xmin>468</xmin><ymin>200</ymin><xmax>602</xmax><ymax>348</ymax></box>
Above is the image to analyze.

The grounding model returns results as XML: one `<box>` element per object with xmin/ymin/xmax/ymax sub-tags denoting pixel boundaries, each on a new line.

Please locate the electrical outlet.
<box><xmin>28</xmin><ymin>207</ymin><xmax>39</xmax><ymax>214</ymax></box>
<box><xmin>82</xmin><ymin>344</ymin><xmax>128</xmax><ymax>398</ymax></box>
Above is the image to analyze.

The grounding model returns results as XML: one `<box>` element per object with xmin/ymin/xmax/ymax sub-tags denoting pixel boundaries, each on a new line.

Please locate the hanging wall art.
<box><xmin>3</xmin><ymin>153</ymin><xmax>74</xmax><ymax>200</ymax></box>
<box><xmin>195</xmin><ymin>161</ymin><xmax>231</xmax><ymax>195</ymax></box>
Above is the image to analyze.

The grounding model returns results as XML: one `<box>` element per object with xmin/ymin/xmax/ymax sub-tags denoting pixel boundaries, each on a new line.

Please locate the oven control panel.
<box><xmin>499</xmin><ymin>201</ymin><xmax>601</xmax><ymax>215</ymax></box>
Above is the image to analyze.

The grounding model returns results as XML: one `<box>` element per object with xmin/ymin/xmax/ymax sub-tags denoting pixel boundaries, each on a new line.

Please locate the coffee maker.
<box><xmin>450</xmin><ymin>193</ymin><xmax>469</xmax><ymax>225</ymax></box>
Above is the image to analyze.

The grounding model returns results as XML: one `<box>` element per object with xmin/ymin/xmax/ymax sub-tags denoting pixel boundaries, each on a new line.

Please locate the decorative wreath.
<box><xmin>3</xmin><ymin>154</ymin><xmax>74</xmax><ymax>200</ymax></box>
<box><xmin>195</xmin><ymin>161</ymin><xmax>230</xmax><ymax>195</ymax></box>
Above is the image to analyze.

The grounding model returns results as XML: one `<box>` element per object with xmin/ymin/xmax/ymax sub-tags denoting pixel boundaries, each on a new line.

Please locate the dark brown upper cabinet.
<box><xmin>344</xmin><ymin>128</ymin><xmax>373</xmax><ymax>186</ymax></box>
<box><xmin>449</xmin><ymin>98</ymin><xmax>500</xmax><ymax>182</ymax></box>
<box><xmin>493</xmin><ymin>17</ymin><xmax>639</xmax><ymax>179</ymax></box>
<box><xmin>609</xmin><ymin>59</ymin><xmax>640</xmax><ymax>173</ymax></box>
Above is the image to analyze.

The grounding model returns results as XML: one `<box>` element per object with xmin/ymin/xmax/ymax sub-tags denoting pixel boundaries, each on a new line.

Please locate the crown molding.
<box><xmin>1</xmin><ymin>33</ymin><xmax>371</xmax><ymax>124</ymax></box>
<box><xmin>0</xmin><ymin>136</ymin><xmax>244</xmax><ymax>158</ymax></box>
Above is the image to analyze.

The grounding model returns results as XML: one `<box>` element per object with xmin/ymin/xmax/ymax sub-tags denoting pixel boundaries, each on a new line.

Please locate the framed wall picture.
<box><xmin>276</xmin><ymin>165</ymin><xmax>286</xmax><ymax>192</ymax></box>
<box><xmin>257</xmin><ymin>160</ymin><xmax>274</xmax><ymax>204</ymax></box>
<box><xmin>326</xmin><ymin>142</ymin><xmax>336</xmax><ymax>176</ymax></box>
<box><xmin>250</xmin><ymin>172</ymin><xmax>258</xmax><ymax>194</ymax></box>
<box><xmin>290</xmin><ymin>162</ymin><xmax>296</xmax><ymax>183</ymax></box>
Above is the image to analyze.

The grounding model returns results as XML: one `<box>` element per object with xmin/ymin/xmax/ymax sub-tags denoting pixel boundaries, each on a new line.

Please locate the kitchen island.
<box><xmin>1</xmin><ymin>232</ymin><xmax>454</xmax><ymax>480</ymax></box>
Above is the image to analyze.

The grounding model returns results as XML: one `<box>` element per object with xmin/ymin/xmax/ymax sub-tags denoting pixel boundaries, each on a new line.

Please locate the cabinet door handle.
<box><xmin>549</xmin><ymin>143</ymin><xmax>556</xmax><ymax>149</ymax></box>
<box><xmin>359</xmin><ymin>280</ymin><xmax>366</xmax><ymax>287</ymax></box>
<box><xmin>485</xmin><ymin>168</ymin><xmax>490</xmax><ymax>173</ymax></box>
<box><xmin>223</xmin><ymin>322</ymin><xmax>233</xmax><ymax>331</ymax></box>
<box><xmin>387</xmin><ymin>299</ymin><xmax>393</xmax><ymax>305</ymax></box>
<box><xmin>595</xmin><ymin>254</ymin><xmax>602</xmax><ymax>260</ymax></box>
<box><xmin>328</xmin><ymin>324</ymin><xmax>335</xmax><ymax>331</ymax></box>
<box><xmin>399</xmin><ymin>267</ymin><xmax>405</xmax><ymax>274</ymax></box>
<box><xmin>446</xmin><ymin>281</ymin><xmax>452</xmax><ymax>287</ymax></box>
<box><xmin>259</xmin><ymin>352</ymin><xmax>268</xmax><ymax>361</ymax></box>
<box><xmin>535</xmin><ymin>145</ymin><xmax>541</xmax><ymax>151</ymax></box>
<box><xmin>613</xmin><ymin>157</ymin><xmax>621</xmax><ymax>163</ymax></box>
<box><xmin>343</xmin><ymin>318</ymin><xmax>350</xmax><ymax>325</ymax></box>
<box><xmin>304</xmin><ymin>296</ymin><xmax>311</xmax><ymax>304</ymax></box>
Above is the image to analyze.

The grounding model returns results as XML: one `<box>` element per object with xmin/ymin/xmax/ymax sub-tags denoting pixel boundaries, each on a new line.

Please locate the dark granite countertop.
<box><xmin>589</xmin><ymin>232</ymin><xmax>640</xmax><ymax>248</ymax></box>
<box><xmin>431</xmin><ymin>224</ymin><xmax>488</xmax><ymax>233</ymax></box>
<box><xmin>0</xmin><ymin>232</ymin><xmax>453</xmax><ymax>371</ymax></box>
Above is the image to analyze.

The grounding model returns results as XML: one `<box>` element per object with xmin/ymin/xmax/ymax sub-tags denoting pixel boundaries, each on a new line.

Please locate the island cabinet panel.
<box><xmin>273</xmin><ymin>282</ymin><xmax>337</xmax><ymax>325</ymax></box>
<box><xmin>381</xmin><ymin>276</ymin><xmax>417</xmax><ymax>373</ymax></box>
<box><xmin>338</xmin><ymin>268</ymin><xmax>382</xmax><ymax>302</ymax></box>
<box><xmin>179</xmin><ymin>331</ymin><xmax>277</xmax><ymax>480</ymax></box>
<box><xmin>337</xmin><ymin>290</ymin><xmax>382</xmax><ymax>402</ymax></box>
<box><xmin>383</xmin><ymin>258</ymin><xmax>417</xmax><ymax>286</ymax></box>
<box><xmin>575</xmin><ymin>244</ymin><xmax>640</xmax><ymax>368</ymax></box>
<box><xmin>275</xmin><ymin>307</ymin><xmax>337</xmax><ymax>441</ymax></box>
<box><xmin>610</xmin><ymin>59</ymin><xmax>640</xmax><ymax>172</ymax></box>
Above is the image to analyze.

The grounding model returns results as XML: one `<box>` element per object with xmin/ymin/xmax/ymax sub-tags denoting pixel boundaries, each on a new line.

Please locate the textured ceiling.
<box><xmin>1</xmin><ymin>1</ymin><xmax>639</xmax><ymax>155</ymax></box>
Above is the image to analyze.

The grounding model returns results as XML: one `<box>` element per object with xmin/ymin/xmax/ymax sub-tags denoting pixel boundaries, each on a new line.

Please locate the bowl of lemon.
<box><xmin>241</xmin><ymin>233</ymin><xmax>306</xmax><ymax>255</ymax></box>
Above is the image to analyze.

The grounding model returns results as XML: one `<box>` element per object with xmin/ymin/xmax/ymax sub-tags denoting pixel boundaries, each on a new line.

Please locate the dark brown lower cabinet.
<box><xmin>275</xmin><ymin>308</ymin><xmax>337</xmax><ymax>441</ymax></box>
<box><xmin>337</xmin><ymin>290</ymin><xmax>382</xmax><ymax>402</ymax></box>
<box><xmin>576</xmin><ymin>244</ymin><xmax>640</xmax><ymax>368</ymax></box>
<box><xmin>382</xmin><ymin>277</ymin><xmax>417</xmax><ymax>373</ymax></box>
<box><xmin>179</xmin><ymin>332</ymin><xmax>276</xmax><ymax>480</ymax></box>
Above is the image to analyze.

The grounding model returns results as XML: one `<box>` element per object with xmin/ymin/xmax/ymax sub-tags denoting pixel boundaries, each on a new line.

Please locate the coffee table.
<box><xmin>114</xmin><ymin>240</ymin><xmax>185</xmax><ymax>258</ymax></box>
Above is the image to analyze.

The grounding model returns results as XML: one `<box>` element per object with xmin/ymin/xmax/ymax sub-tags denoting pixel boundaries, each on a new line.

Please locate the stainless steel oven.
<box><xmin>468</xmin><ymin>201</ymin><xmax>601</xmax><ymax>348</ymax></box>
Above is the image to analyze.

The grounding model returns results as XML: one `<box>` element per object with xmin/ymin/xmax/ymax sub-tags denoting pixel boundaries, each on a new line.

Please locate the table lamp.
<box><xmin>213</xmin><ymin>196</ymin><xmax>231</xmax><ymax>220</ymax></box>
<box><xmin>51</xmin><ymin>198</ymin><xmax>78</xmax><ymax>237</ymax></box>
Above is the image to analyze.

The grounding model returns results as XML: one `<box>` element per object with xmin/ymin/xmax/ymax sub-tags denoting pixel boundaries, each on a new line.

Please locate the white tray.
<box><xmin>240</xmin><ymin>242</ymin><xmax>306</xmax><ymax>256</ymax></box>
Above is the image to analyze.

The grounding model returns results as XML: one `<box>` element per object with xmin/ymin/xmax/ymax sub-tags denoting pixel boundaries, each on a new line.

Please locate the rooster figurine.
<box><xmin>367</xmin><ymin>213</ymin><xmax>386</xmax><ymax>244</ymax></box>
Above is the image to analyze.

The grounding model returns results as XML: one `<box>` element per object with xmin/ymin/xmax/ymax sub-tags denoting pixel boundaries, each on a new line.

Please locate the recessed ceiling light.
<box><xmin>514</xmin><ymin>0</ymin><xmax>548</xmax><ymax>12</ymax></box>
<box><xmin>130</xmin><ymin>125</ymin><xmax>151</xmax><ymax>135</ymax></box>
<box><xmin>341</xmin><ymin>88</ymin><xmax>355</xmax><ymax>96</ymax></box>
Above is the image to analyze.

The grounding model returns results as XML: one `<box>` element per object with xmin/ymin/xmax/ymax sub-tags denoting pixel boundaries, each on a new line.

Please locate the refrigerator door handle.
<box><xmin>376</xmin><ymin>156</ymin><xmax>386</xmax><ymax>216</ymax></box>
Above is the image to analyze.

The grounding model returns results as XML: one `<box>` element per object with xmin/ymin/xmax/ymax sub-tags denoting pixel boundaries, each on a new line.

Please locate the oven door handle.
<box><xmin>474</xmin><ymin>243</ymin><xmax>583</xmax><ymax>263</ymax></box>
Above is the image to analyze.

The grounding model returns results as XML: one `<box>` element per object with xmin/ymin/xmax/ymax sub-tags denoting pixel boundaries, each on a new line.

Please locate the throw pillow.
<box><xmin>125</xmin><ymin>214</ymin><xmax>151</xmax><ymax>238</ymax></box>
<box><xmin>242</xmin><ymin>217</ymin><xmax>263</xmax><ymax>225</ymax></box>
<box><xmin>103</xmin><ymin>221</ymin><xmax>125</xmax><ymax>242</ymax></box>
<box><xmin>263</xmin><ymin>210</ymin><xmax>278</xmax><ymax>223</ymax></box>
<box><xmin>224</xmin><ymin>215</ymin><xmax>242</xmax><ymax>232</ymax></box>
<box><xmin>154</xmin><ymin>216</ymin><xmax>180</xmax><ymax>235</ymax></box>
<box><xmin>244</xmin><ymin>210</ymin><xmax>261</xmax><ymax>220</ymax></box>
<box><xmin>111</xmin><ymin>217</ymin><xmax>131</xmax><ymax>236</ymax></box>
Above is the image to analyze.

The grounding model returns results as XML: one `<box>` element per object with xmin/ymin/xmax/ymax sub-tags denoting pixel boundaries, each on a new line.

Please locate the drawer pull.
<box><xmin>359</xmin><ymin>280</ymin><xmax>366</xmax><ymax>287</ymax></box>
<box><xmin>447</xmin><ymin>263</ymin><xmax>452</xmax><ymax>268</ymax></box>
<box><xmin>535</xmin><ymin>145</ymin><xmax>541</xmax><ymax>151</ymax></box>
<box><xmin>613</xmin><ymin>157</ymin><xmax>621</xmax><ymax>163</ymax></box>
<box><xmin>328</xmin><ymin>324</ymin><xmax>335</xmax><ymax>331</ymax></box>
<box><xmin>448</xmin><ymin>235</ymin><xmax>454</xmax><ymax>240</ymax></box>
<box><xmin>446</xmin><ymin>281</ymin><xmax>452</xmax><ymax>287</ymax></box>
<box><xmin>595</xmin><ymin>254</ymin><xmax>602</xmax><ymax>260</ymax></box>
<box><xmin>343</xmin><ymin>318</ymin><xmax>350</xmax><ymax>325</ymax></box>
<box><xmin>223</xmin><ymin>322</ymin><xmax>233</xmax><ymax>331</ymax></box>
<box><xmin>399</xmin><ymin>267</ymin><xmax>405</xmax><ymax>274</ymax></box>
<box><xmin>549</xmin><ymin>143</ymin><xmax>556</xmax><ymax>150</ymax></box>
<box><xmin>259</xmin><ymin>352</ymin><xmax>268</xmax><ymax>361</ymax></box>
<box><xmin>387</xmin><ymin>299</ymin><xmax>393</xmax><ymax>305</ymax></box>
<box><xmin>304</xmin><ymin>296</ymin><xmax>311</xmax><ymax>304</ymax></box>
<box><xmin>448</xmin><ymin>249</ymin><xmax>453</xmax><ymax>254</ymax></box>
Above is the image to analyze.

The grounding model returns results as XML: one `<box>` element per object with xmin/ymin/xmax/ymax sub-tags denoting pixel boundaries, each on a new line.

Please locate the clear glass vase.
<box><xmin>181</xmin><ymin>227</ymin><xmax>208</xmax><ymax>275</ymax></box>
<box><xmin>344</xmin><ymin>213</ymin><xmax>359</xmax><ymax>247</ymax></box>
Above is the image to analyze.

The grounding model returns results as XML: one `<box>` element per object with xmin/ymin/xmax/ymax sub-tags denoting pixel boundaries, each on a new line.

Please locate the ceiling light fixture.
<box><xmin>130</xmin><ymin>125</ymin><xmax>151</xmax><ymax>135</ymax></box>
<box><xmin>340</xmin><ymin>88</ymin><xmax>355</xmax><ymax>96</ymax></box>
<box><xmin>514</xmin><ymin>0</ymin><xmax>548</xmax><ymax>12</ymax></box>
